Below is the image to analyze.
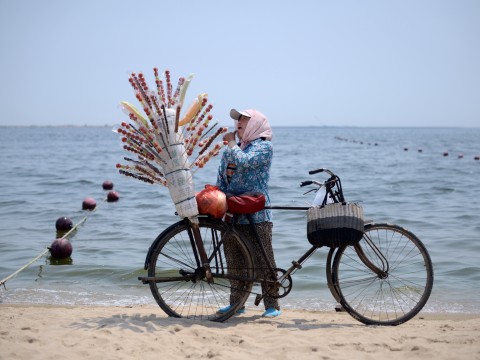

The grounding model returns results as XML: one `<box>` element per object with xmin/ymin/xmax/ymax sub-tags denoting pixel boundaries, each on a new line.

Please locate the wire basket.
<box><xmin>307</xmin><ymin>202</ymin><xmax>364</xmax><ymax>248</ymax></box>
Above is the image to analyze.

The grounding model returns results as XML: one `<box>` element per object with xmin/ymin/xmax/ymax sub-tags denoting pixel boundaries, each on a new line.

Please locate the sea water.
<box><xmin>0</xmin><ymin>126</ymin><xmax>479</xmax><ymax>313</ymax></box>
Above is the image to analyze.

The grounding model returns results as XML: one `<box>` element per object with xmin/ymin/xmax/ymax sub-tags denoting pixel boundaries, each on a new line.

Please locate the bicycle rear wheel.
<box><xmin>332</xmin><ymin>223</ymin><xmax>433</xmax><ymax>326</ymax></box>
<box><xmin>146</xmin><ymin>217</ymin><xmax>254</xmax><ymax>322</ymax></box>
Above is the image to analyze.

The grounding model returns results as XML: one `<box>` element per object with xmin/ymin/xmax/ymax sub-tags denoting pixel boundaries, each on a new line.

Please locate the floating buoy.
<box><xmin>475</xmin><ymin>156</ymin><xmax>479</xmax><ymax>161</ymax></box>
<box><xmin>404</xmin><ymin>148</ymin><xmax>408</xmax><ymax>151</ymax></box>
<box><xmin>443</xmin><ymin>152</ymin><xmax>449</xmax><ymax>157</ymax></box>
<box><xmin>107</xmin><ymin>191</ymin><xmax>120</xmax><ymax>202</ymax></box>
<box><xmin>418</xmin><ymin>149</ymin><xmax>423</xmax><ymax>153</ymax></box>
<box><xmin>49</xmin><ymin>238</ymin><xmax>73</xmax><ymax>259</ymax></box>
<box><xmin>458</xmin><ymin>154</ymin><xmax>464</xmax><ymax>159</ymax></box>
<box><xmin>102</xmin><ymin>180</ymin><xmax>114</xmax><ymax>190</ymax></box>
<box><xmin>55</xmin><ymin>216</ymin><xmax>73</xmax><ymax>231</ymax></box>
<box><xmin>82</xmin><ymin>197</ymin><xmax>96</xmax><ymax>210</ymax></box>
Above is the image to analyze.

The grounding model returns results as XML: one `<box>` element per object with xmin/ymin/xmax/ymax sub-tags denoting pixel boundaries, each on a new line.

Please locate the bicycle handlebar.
<box><xmin>308</xmin><ymin>168</ymin><xmax>335</xmax><ymax>176</ymax></box>
<box><xmin>301</xmin><ymin>167</ymin><xmax>345</xmax><ymax>204</ymax></box>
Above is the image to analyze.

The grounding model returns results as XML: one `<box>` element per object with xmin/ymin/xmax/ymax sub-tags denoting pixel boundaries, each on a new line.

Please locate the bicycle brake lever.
<box><xmin>300</xmin><ymin>180</ymin><xmax>313</xmax><ymax>187</ymax></box>
<box><xmin>302</xmin><ymin>188</ymin><xmax>317</xmax><ymax>196</ymax></box>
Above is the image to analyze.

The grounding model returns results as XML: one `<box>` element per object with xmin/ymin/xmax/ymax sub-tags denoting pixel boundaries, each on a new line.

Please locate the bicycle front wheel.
<box><xmin>146</xmin><ymin>217</ymin><xmax>254</xmax><ymax>322</ymax></box>
<box><xmin>332</xmin><ymin>223</ymin><xmax>434</xmax><ymax>326</ymax></box>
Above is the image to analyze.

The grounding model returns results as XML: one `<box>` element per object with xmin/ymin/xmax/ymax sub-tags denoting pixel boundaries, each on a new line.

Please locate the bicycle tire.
<box><xmin>326</xmin><ymin>247</ymin><xmax>342</xmax><ymax>303</ymax></box>
<box><xmin>146</xmin><ymin>217</ymin><xmax>254</xmax><ymax>322</ymax></box>
<box><xmin>332</xmin><ymin>223</ymin><xmax>434</xmax><ymax>326</ymax></box>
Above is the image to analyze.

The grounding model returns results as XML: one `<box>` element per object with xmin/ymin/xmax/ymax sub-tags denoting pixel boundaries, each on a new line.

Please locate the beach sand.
<box><xmin>1</xmin><ymin>305</ymin><xmax>479</xmax><ymax>360</ymax></box>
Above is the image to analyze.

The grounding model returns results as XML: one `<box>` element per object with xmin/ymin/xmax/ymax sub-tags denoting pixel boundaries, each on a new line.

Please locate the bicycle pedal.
<box><xmin>254</xmin><ymin>294</ymin><xmax>263</xmax><ymax>306</ymax></box>
<box><xmin>334</xmin><ymin>303</ymin><xmax>346</xmax><ymax>312</ymax></box>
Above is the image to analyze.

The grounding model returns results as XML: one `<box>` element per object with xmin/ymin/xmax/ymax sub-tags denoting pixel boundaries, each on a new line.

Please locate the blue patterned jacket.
<box><xmin>216</xmin><ymin>138</ymin><xmax>272</xmax><ymax>224</ymax></box>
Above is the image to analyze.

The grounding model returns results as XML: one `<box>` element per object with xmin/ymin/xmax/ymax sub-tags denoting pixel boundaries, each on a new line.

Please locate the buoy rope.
<box><xmin>0</xmin><ymin>196</ymin><xmax>108</xmax><ymax>289</ymax></box>
<box><xmin>0</xmin><ymin>249</ymin><xmax>49</xmax><ymax>289</ymax></box>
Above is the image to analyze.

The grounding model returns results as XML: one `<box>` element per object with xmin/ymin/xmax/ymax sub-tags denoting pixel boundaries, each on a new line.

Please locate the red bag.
<box><xmin>226</xmin><ymin>192</ymin><xmax>266</xmax><ymax>214</ymax></box>
<box><xmin>196</xmin><ymin>185</ymin><xmax>227</xmax><ymax>219</ymax></box>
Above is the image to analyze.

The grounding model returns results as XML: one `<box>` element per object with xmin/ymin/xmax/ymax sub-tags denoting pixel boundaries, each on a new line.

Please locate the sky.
<box><xmin>0</xmin><ymin>0</ymin><xmax>479</xmax><ymax>128</ymax></box>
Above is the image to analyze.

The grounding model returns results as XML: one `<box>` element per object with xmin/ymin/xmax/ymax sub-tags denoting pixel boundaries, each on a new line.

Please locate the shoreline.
<box><xmin>1</xmin><ymin>304</ymin><xmax>479</xmax><ymax>359</ymax></box>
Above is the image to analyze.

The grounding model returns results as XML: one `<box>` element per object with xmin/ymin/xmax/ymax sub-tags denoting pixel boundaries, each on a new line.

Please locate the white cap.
<box><xmin>230</xmin><ymin>109</ymin><xmax>251</xmax><ymax>120</ymax></box>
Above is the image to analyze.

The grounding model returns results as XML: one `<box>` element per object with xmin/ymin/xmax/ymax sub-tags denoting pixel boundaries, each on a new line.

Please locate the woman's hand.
<box><xmin>223</xmin><ymin>131</ymin><xmax>236</xmax><ymax>143</ymax></box>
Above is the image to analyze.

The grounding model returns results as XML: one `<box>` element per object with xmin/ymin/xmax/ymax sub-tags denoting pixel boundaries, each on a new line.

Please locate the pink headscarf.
<box><xmin>236</xmin><ymin>109</ymin><xmax>273</xmax><ymax>150</ymax></box>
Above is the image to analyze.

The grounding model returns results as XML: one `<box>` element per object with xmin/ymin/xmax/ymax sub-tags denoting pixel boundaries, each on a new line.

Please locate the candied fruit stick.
<box><xmin>130</xmin><ymin>73</ymin><xmax>152</xmax><ymax>112</ymax></box>
<box><xmin>178</xmin><ymin>74</ymin><xmax>194</xmax><ymax>110</ymax></box>
<box><xmin>190</xmin><ymin>127</ymin><xmax>227</xmax><ymax>166</ymax></box>
<box><xmin>174</xmin><ymin>104</ymin><xmax>181</xmax><ymax>134</ymax></box>
<box><xmin>199</xmin><ymin>127</ymin><xmax>227</xmax><ymax>155</ymax></box>
<box><xmin>130</xmin><ymin>73</ymin><xmax>160</xmax><ymax>130</ymax></box>
<box><xmin>161</xmin><ymin>104</ymin><xmax>170</xmax><ymax>135</ymax></box>
<box><xmin>117</xmin><ymin>122</ymin><xmax>165</xmax><ymax>163</ymax></box>
<box><xmin>192</xmin><ymin>142</ymin><xmax>226</xmax><ymax>173</ymax></box>
<box><xmin>198</xmin><ymin>122</ymin><xmax>218</xmax><ymax>142</ymax></box>
<box><xmin>174</xmin><ymin>74</ymin><xmax>194</xmax><ymax>134</ymax></box>
<box><xmin>120</xmin><ymin>135</ymin><xmax>165</xmax><ymax>165</ymax></box>
<box><xmin>122</xmin><ymin>156</ymin><xmax>164</xmax><ymax>178</ymax></box>
<box><xmin>131</xmin><ymin>163</ymin><xmax>166</xmax><ymax>184</ymax></box>
<box><xmin>153</xmin><ymin>67</ymin><xmax>166</xmax><ymax>106</ymax></box>
<box><xmin>165</xmin><ymin>70</ymin><xmax>173</xmax><ymax>108</ymax></box>
<box><xmin>171</xmin><ymin>77</ymin><xmax>185</xmax><ymax>107</ymax></box>
<box><xmin>117</xmin><ymin>166</ymin><xmax>166</xmax><ymax>185</ymax></box>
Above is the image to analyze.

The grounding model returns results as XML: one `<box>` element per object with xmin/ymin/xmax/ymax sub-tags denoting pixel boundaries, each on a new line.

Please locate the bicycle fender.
<box><xmin>144</xmin><ymin>219</ymin><xmax>187</xmax><ymax>270</ymax></box>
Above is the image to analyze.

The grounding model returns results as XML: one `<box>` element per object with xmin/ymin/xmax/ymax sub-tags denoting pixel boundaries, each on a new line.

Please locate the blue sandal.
<box><xmin>262</xmin><ymin>308</ymin><xmax>282</xmax><ymax>317</ymax></box>
<box><xmin>217</xmin><ymin>305</ymin><xmax>246</xmax><ymax>314</ymax></box>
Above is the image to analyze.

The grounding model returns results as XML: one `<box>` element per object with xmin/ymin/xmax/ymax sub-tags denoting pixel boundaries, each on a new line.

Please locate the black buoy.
<box><xmin>102</xmin><ymin>180</ymin><xmax>114</xmax><ymax>190</ymax></box>
<box><xmin>107</xmin><ymin>191</ymin><xmax>120</xmax><ymax>202</ymax></box>
<box><xmin>443</xmin><ymin>152</ymin><xmax>449</xmax><ymax>157</ymax></box>
<box><xmin>82</xmin><ymin>197</ymin><xmax>96</xmax><ymax>210</ymax></box>
<box><xmin>474</xmin><ymin>156</ymin><xmax>479</xmax><ymax>161</ymax></box>
<box><xmin>49</xmin><ymin>238</ymin><xmax>73</xmax><ymax>259</ymax></box>
<box><xmin>55</xmin><ymin>217</ymin><xmax>73</xmax><ymax>231</ymax></box>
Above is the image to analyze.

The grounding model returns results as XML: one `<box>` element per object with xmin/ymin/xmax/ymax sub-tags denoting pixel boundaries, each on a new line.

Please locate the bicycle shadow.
<box><xmin>231</xmin><ymin>314</ymin><xmax>360</xmax><ymax>330</ymax></box>
<box><xmin>69</xmin><ymin>311</ymin><xmax>360</xmax><ymax>333</ymax></box>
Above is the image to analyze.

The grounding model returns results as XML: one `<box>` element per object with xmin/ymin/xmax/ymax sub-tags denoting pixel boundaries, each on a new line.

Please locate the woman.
<box><xmin>216</xmin><ymin>108</ymin><xmax>281</xmax><ymax>318</ymax></box>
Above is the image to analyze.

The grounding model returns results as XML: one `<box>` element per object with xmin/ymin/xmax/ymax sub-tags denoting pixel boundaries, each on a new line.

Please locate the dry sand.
<box><xmin>1</xmin><ymin>304</ymin><xmax>479</xmax><ymax>360</ymax></box>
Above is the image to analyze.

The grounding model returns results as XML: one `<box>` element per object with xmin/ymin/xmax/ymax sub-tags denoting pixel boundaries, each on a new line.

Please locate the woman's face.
<box><xmin>236</xmin><ymin>115</ymin><xmax>250</xmax><ymax>139</ymax></box>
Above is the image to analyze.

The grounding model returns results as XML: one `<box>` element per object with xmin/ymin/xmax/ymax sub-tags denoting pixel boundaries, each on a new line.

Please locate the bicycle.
<box><xmin>138</xmin><ymin>168</ymin><xmax>434</xmax><ymax>326</ymax></box>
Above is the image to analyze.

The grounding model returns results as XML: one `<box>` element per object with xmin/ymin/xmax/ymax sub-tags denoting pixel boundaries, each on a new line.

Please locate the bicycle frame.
<box><xmin>142</xmin><ymin>169</ymin><xmax>380</xmax><ymax>294</ymax></box>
